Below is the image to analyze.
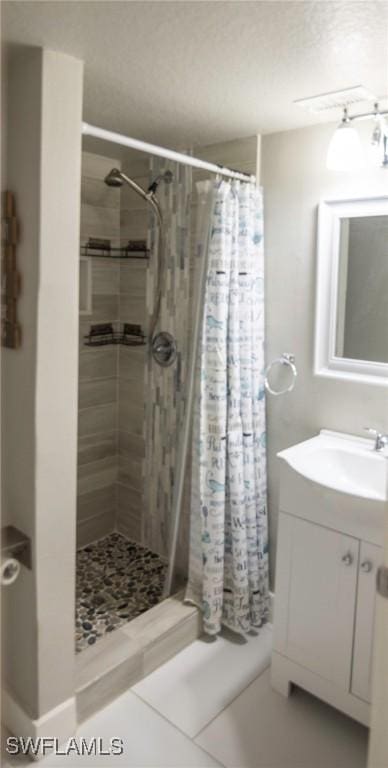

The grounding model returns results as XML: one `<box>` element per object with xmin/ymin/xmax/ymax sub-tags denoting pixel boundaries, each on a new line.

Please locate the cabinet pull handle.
<box><xmin>342</xmin><ymin>553</ymin><xmax>353</xmax><ymax>566</ymax></box>
<box><xmin>360</xmin><ymin>560</ymin><xmax>373</xmax><ymax>573</ymax></box>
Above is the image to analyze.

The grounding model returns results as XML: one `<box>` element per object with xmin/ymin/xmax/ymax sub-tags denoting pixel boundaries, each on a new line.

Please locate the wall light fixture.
<box><xmin>326</xmin><ymin>102</ymin><xmax>388</xmax><ymax>171</ymax></box>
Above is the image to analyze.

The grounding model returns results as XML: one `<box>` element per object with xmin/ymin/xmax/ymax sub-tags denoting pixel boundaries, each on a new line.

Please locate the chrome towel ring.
<box><xmin>264</xmin><ymin>353</ymin><xmax>297</xmax><ymax>396</ymax></box>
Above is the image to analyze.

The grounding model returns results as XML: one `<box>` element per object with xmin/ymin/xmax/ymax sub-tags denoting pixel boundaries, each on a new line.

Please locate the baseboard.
<box><xmin>2</xmin><ymin>689</ymin><xmax>76</xmax><ymax>761</ymax></box>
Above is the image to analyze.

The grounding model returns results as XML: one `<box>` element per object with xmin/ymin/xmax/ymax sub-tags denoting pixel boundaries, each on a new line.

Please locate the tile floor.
<box><xmin>76</xmin><ymin>533</ymin><xmax>167</xmax><ymax>652</ymax></box>
<box><xmin>2</xmin><ymin>624</ymin><xmax>369</xmax><ymax>768</ymax></box>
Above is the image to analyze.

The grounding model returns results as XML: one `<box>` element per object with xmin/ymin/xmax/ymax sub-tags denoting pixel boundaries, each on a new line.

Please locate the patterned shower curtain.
<box><xmin>186</xmin><ymin>180</ymin><xmax>269</xmax><ymax>635</ymax></box>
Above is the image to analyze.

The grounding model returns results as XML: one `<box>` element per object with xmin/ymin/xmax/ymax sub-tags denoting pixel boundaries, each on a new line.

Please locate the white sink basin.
<box><xmin>278</xmin><ymin>430</ymin><xmax>388</xmax><ymax>501</ymax></box>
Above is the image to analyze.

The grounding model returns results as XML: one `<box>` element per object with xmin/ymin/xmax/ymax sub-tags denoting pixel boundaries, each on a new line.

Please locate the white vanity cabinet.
<box><xmin>272</xmin><ymin>512</ymin><xmax>382</xmax><ymax>721</ymax></box>
<box><xmin>271</xmin><ymin>431</ymin><xmax>386</xmax><ymax>727</ymax></box>
<box><xmin>274</xmin><ymin>515</ymin><xmax>359</xmax><ymax>689</ymax></box>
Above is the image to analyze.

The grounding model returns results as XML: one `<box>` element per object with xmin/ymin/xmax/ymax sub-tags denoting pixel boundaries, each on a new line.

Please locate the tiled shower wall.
<box><xmin>78</xmin><ymin>151</ymin><xmax>121</xmax><ymax>546</ymax></box>
<box><xmin>117</xmin><ymin>154</ymin><xmax>149</xmax><ymax>542</ymax></box>
<box><xmin>143</xmin><ymin>160</ymin><xmax>192</xmax><ymax>563</ymax></box>
<box><xmin>78</xmin><ymin>149</ymin><xmax>151</xmax><ymax>548</ymax></box>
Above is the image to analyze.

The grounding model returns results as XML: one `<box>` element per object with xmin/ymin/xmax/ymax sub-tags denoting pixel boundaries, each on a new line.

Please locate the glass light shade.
<box><xmin>326</xmin><ymin>121</ymin><xmax>365</xmax><ymax>171</ymax></box>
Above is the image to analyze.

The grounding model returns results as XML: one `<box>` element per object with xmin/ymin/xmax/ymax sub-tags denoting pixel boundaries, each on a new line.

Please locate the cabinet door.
<box><xmin>275</xmin><ymin>514</ymin><xmax>359</xmax><ymax>689</ymax></box>
<box><xmin>352</xmin><ymin>541</ymin><xmax>383</xmax><ymax>703</ymax></box>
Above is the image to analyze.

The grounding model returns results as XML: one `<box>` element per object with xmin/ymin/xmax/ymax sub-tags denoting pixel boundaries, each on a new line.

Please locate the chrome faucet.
<box><xmin>364</xmin><ymin>427</ymin><xmax>388</xmax><ymax>451</ymax></box>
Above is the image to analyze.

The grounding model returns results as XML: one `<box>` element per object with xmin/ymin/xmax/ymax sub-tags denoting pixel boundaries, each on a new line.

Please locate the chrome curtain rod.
<box><xmin>82</xmin><ymin>122</ymin><xmax>256</xmax><ymax>183</ymax></box>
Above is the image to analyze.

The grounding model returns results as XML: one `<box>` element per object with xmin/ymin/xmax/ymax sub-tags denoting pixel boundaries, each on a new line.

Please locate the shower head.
<box><xmin>147</xmin><ymin>170</ymin><xmax>173</xmax><ymax>194</ymax></box>
<box><xmin>102</xmin><ymin>167</ymin><xmax>169</xmax><ymax>352</ymax></box>
<box><xmin>105</xmin><ymin>167</ymin><xmax>155</xmax><ymax>207</ymax></box>
<box><xmin>104</xmin><ymin>167</ymin><xmax>163</xmax><ymax>228</ymax></box>
<box><xmin>104</xmin><ymin>168</ymin><xmax>124</xmax><ymax>187</ymax></box>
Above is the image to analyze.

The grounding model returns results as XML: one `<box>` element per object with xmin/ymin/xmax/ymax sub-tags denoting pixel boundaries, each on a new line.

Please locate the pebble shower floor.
<box><xmin>76</xmin><ymin>532</ymin><xmax>167</xmax><ymax>652</ymax></box>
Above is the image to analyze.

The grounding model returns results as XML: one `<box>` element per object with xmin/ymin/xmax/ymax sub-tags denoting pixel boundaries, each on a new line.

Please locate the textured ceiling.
<box><xmin>2</xmin><ymin>1</ymin><xmax>388</xmax><ymax>147</ymax></box>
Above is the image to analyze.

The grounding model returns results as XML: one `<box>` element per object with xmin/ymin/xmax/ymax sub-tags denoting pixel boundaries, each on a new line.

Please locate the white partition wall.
<box><xmin>2</xmin><ymin>46</ymin><xmax>83</xmax><ymax>739</ymax></box>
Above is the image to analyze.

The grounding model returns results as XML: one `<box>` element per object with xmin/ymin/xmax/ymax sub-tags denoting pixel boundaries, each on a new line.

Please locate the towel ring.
<box><xmin>264</xmin><ymin>353</ymin><xmax>297</xmax><ymax>396</ymax></box>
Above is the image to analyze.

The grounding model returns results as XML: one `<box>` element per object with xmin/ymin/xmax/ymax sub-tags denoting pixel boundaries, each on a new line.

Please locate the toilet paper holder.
<box><xmin>1</xmin><ymin>525</ymin><xmax>31</xmax><ymax>569</ymax></box>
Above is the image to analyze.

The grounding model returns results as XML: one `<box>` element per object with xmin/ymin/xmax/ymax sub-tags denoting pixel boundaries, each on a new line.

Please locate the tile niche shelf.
<box><xmin>81</xmin><ymin>237</ymin><xmax>150</xmax><ymax>260</ymax></box>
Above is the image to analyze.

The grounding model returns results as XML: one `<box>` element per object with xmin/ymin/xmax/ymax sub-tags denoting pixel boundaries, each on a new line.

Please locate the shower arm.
<box><xmin>117</xmin><ymin>170</ymin><xmax>163</xmax><ymax>227</ymax></box>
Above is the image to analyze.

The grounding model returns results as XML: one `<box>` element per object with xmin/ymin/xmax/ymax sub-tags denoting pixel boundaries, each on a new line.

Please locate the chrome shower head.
<box><xmin>104</xmin><ymin>168</ymin><xmax>124</xmax><ymax>187</ymax></box>
<box><xmin>104</xmin><ymin>167</ymin><xmax>163</xmax><ymax>227</ymax></box>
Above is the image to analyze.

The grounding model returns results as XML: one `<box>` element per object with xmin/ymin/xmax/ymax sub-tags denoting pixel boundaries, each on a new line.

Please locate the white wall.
<box><xmin>2</xmin><ymin>46</ymin><xmax>83</xmax><ymax>731</ymax></box>
<box><xmin>262</xmin><ymin>121</ymin><xmax>388</xmax><ymax>585</ymax></box>
<box><xmin>2</xmin><ymin>44</ymin><xmax>41</xmax><ymax>720</ymax></box>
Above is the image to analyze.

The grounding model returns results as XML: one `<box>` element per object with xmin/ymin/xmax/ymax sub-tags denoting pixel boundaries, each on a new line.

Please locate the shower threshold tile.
<box><xmin>76</xmin><ymin>532</ymin><xmax>167</xmax><ymax>653</ymax></box>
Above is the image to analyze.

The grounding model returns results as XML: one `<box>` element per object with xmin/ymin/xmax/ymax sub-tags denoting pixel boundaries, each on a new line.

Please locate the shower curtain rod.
<box><xmin>82</xmin><ymin>122</ymin><xmax>256</xmax><ymax>183</ymax></box>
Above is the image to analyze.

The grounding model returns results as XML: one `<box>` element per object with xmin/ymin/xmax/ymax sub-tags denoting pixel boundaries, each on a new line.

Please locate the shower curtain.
<box><xmin>186</xmin><ymin>179</ymin><xmax>269</xmax><ymax>635</ymax></box>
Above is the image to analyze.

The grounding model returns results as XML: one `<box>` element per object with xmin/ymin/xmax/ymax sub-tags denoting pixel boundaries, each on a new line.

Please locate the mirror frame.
<box><xmin>314</xmin><ymin>195</ymin><xmax>388</xmax><ymax>386</ymax></box>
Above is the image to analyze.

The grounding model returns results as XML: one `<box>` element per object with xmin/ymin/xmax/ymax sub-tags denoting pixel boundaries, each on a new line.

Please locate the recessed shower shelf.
<box><xmin>84</xmin><ymin>323</ymin><xmax>146</xmax><ymax>348</ymax></box>
<box><xmin>81</xmin><ymin>238</ymin><xmax>150</xmax><ymax>260</ymax></box>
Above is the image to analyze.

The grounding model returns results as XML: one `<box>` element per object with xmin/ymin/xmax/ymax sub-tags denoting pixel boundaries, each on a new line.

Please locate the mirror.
<box><xmin>336</xmin><ymin>215</ymin><xmax>388</xmax><ymax>363</ymax></box>
<box><xmin>315</xmin><ymin>196</ymin><xmax>388</xmax><ymax>384</ymax></box>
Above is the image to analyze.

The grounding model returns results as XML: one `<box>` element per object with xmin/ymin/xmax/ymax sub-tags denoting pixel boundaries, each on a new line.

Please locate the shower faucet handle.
<box><xmin>151</xmin><ymin>332</ymin><xmax>177</xmax><ymax>367</ymax></box>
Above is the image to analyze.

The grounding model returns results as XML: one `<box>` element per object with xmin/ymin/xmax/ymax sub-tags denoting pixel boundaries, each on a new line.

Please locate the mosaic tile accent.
<box><xmin>76</xmin><ymin>532</ymin><xmax>167</xmax><ymax>653</ymax></box>
<box><xmin>143</xmin><ymin>159</ymin><xmax>193</xmax><ymax>558</ymax></box>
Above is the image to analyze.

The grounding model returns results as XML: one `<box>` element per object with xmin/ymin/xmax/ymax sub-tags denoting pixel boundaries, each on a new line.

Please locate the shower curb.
<box><xmin>75</xmin><ymin>591</ymin><xmax>202</xmax><ymax>723</ymax></box>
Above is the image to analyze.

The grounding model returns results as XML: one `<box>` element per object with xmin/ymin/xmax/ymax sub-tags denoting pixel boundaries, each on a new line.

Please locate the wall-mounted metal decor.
<box><xmin>2</xmin><ymin>191</ymin><xmax>21</xmax><ymax>348</ymax></box>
